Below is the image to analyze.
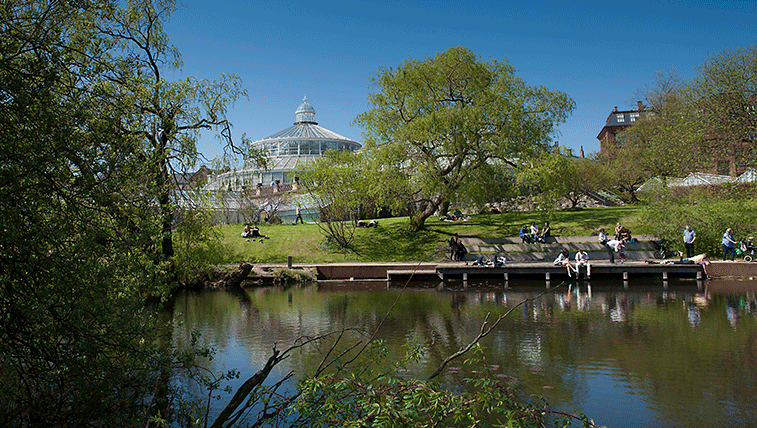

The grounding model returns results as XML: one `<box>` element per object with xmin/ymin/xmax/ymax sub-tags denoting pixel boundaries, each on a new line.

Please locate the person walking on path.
<box><xmin>683</xmin><ymin>225</ymin><xmax>696</xmax><ymax>258</ymax></box>
<box><xmin>722</xmin><ymin>228</ymin><xmax>737</xmax><ymax>261</ymax></box>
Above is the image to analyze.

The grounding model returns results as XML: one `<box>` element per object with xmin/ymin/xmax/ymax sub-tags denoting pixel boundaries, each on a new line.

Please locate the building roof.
<box><xmin>253</xmin><ymin>97</ymin><xmax>359</xmax><ymax>146</ymax></box>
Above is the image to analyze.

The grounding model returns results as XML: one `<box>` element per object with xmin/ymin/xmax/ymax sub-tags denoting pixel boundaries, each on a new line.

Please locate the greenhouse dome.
<box><xmin>206</xmin><ymin>97</ymin><xmax>361</xmax><ymax>191</ymax></box>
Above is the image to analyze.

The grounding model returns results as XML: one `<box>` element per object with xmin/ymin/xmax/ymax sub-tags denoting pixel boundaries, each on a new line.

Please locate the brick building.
<box><xmin>597</xmin><ymin>101</ymin><xmax>754</xmax><ymax>176</ymax></box>
<box><xmin>596</xmin><ymin>101</ymin><xmax>645</xmax><ymax>159</ymax></box>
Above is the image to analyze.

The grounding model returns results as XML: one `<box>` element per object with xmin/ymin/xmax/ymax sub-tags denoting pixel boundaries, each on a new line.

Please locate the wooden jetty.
<box><xmin>315</xmin><ymin>235</ymin><xmax>706</xmax><ymax>284</ymax></box>
<box><xmin>311</xmin><ymin>235</ymin><xmax>757</xmax><ymax>286</ymax></box>
<box><xmin>315</xmin><ymin>260</ymin><xmax>707</xmax><ymax>285</ymax></box>
<box><xmin>387</xmin><ymin>261</ymin><xmax>705</xmax><ymax>284</ymax></box>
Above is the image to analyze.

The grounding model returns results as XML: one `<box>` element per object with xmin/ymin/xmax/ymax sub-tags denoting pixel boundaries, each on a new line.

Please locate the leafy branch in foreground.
<box><xmin>185</xmin><ymin>280</ymin><xmax>600</xmax><ymax>427</ymax></box>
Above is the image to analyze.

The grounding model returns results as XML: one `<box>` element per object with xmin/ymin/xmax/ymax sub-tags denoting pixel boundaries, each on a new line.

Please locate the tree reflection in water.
<box><xmin>173</xmin><ymin>278</ymin><xmax>757</xmax><ymax>428</ymax></box>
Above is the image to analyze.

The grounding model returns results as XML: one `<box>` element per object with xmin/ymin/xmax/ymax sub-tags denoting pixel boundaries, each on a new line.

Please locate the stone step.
<box><xmin>460</xmin><ymin>234</ymin><xmax>657</xmax><ymax>246</ymax></box>
<box><xmin>464</xmin><ymin>241</ymin><xmax>655</xmax><ymax>253</ymax></box>
<box><xmin>462</xmin><ymin>250</ymin><xmax>657</xmax><ymax>263</ymax></box>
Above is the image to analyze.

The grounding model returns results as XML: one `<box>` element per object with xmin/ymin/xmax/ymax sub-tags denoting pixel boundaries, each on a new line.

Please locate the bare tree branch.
<box><xmin>428</xmin><ymin>283</ymin><xmax>565</xmax><ymax>380</ymax></box>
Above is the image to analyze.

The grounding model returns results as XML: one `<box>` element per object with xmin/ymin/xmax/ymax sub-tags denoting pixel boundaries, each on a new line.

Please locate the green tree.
<box><xmin>0</xmin><ymin>1</ymin><xmax>171</xmax><ymax>425</ymax></box>
<box><xmin>92</xmin><ymin>0</ymin><xmax>251</xmax><ymax>260</ymax></box>
<box><xmin>356</xmin><ymin>46</ymin><xmax>575</xmax><ymax>231</ymax></box>
<box><xmin>518</xmin><ymin>150</ymin><xmax>571</xmax><ymax>210</ymax></box>
<box><xmin>600</xmin><ymin>139</ymin><xmax>651</xmax><ymax>203</ymax></box>
<box><xmin>623</xmin><ymin>46</ymin><xmax>757</xmax><ymax>184</ymax></box>
<box><xmin>686</xmin><ymin>44</ymin><xmax>757</xmax><ymax>174</ymax></box>
<box><xmin>518</xmin><ymin>150</ymin><xmax>612</xmax><ymax>209</ymax></box>
<box><xmin>0</xmin><ymin>0</ymin><xmax>250</xmax><ymax>425</ymax></box>
<box><xmin>297</xmin><ymin>150</ymin><xmax>408</xmax><ymax>249</ymax></box>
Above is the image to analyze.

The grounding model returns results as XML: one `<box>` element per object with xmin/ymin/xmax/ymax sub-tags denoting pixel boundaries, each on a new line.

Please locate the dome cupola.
<box><xmin>295</xmin><ymin>96</ymin><xmax>317</xmax><ymax>124</ymax></box>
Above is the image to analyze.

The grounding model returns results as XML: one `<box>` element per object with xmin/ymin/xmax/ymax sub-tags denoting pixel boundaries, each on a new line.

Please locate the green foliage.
<box><xmin>297</xmin><ymin>150</ymin><xmax>408</xmax><ymax>249</ymax></box>
<box><xmin>0</xmin><ymin>0</ymin><xmax>250</xmax><ymax>425</ymax></box>
<box><xmin>519</xmin><ymin>151</ymin><xmax>562</xmax><ymax>208</ymax></box>
<box><xmin>292</xmin><ymin>342</ymin><xmax>589</xmax><ymax>427</ymax></box>
<box><xmin>639</xmin><ymin>183</ymin><xmax>757</xmax><ymax>255</ymax></box>
<box><xmin>174</xmin><ymin>207</ymin><xmax>237</xmax><ymax>274</ymax></box>
<box><xmin>616</xmin><ymin>44</ymin><xmax>757</xmax><ymax>191</ymax></box>
<box><xmin>356</xmin><ymin>46</ymin><xmax>575</xmax><ymax>231</ymax></box>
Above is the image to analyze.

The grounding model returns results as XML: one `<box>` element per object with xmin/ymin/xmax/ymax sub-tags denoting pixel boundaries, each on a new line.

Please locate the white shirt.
<box><xmin>554</xmin><ymin>253</ymin><xmax>569</xmax><ymax>265</ymax></box>
<box><xmin>606</xmin><ymin>240</ymin><xmax>624</xmax><ymax>252</ymax></box>
<box><xmin>575</xmin><ymin>251</ymin><xmax>589</xmax><ymax>263</ymax></box>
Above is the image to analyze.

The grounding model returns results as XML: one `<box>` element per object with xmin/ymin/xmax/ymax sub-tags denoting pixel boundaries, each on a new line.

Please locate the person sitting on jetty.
<box><xmin>473</xmin><ymin>255</ymin><xmax>506</xmax><ymax>267</ymax></box>
<box><xmin>554</xmin><ymin>249</ymin><xmax>575</xmax><ymax>278</ymax></box>
<box><xmin>519</xmin><ymin>225</ymin><xmax>532</xmax><ymax>244</ymax></box>
<box><xmin>575</xmin><ymin>249</ymin><xmax>590</xmax><ymax>277</ymax></box>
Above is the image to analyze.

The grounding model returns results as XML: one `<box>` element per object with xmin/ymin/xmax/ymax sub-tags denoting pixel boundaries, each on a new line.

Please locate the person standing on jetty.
<box><xmin>683</xmin><ymin>225</ymin><xmax>696</xmax><ymax>258</ymax></box>
<box><xmin>598</xmin><ymin>227</ymin><xmax>614</xmax><ymax>263</ymax></box>
<box><xmin>722</xmin><ymin>228</ymin><xmax>737</xmax><ymax>261</ymax></box>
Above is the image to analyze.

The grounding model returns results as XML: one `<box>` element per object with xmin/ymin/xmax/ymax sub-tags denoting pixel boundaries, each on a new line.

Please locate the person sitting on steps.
<box><xmin>519</xmin><ymin>225</ymin><xmax>532</xmax><ymax>244</ymax></box>
<box><xmin>530</xmin><ymin>221</ymin><xmax>541</xmax><ymax>243</ymax></box>
<box><xmin>539</xmin><ymin>222</ymin><xmax>551</xmax><ymax>242</ymax></box>
<box><xmin>615</xmin><ymin>222</ymin><xmax>632</xmax><ymax>242</ymax></box>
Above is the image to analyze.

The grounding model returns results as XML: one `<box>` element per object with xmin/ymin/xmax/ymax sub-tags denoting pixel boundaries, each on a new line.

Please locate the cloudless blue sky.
<box><xmin>165</xmin><ymin>0</ymin><xmax>756</xmax><ymax>166</ymax></box>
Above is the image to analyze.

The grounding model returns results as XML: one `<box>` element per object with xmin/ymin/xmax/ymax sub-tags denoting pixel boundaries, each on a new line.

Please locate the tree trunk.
<box><xmin>410</xmin><ymin>195</ymin><xmax>444</xmax><ymax>231</ymax></box>
<box><xmin>211</xmin><ymin>262</ymin><xmax>254</xmax><ymax>288</ymax></box>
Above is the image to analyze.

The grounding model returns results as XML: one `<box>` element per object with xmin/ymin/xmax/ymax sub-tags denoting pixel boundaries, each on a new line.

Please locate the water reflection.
<box><xmin>172</xmin><ymin>278</ymin><xmax>757</xmax><ymax>428</ymax></box>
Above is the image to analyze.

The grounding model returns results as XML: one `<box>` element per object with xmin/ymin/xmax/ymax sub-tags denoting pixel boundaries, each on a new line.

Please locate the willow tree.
<box><xmin>356</xmin><ymin>46</ymin><xmax>575</xmax><ymax>230</ymax></box>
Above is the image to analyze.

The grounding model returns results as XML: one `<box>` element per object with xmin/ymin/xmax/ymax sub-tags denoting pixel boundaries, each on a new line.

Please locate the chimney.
<box><xmin>637</xmin><ymin>101</ymin><xmax>643</xmax><ymax>111</ymax></box>
<box><xmin>614</xmin><ymin>106</ymin><xmax>618</xmax><ymax>112</ymax></box>
<box><xmin>580</xmin><ymin>145</ymin><xmax>585</xmax><ymax>158</ymax></box>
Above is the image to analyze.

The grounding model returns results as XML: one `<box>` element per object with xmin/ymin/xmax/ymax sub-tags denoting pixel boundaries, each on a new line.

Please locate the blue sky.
<box><xmin>165</xmin><ymin>0</ymin><xmax>756</xmax><ymax>166</ymax></box>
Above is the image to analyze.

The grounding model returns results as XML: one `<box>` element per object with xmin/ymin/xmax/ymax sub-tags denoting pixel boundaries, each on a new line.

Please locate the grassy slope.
<box><xmin>219</xmin><ymin>205</ymin><xmax>647</xmax><ymax>264</ymax></box>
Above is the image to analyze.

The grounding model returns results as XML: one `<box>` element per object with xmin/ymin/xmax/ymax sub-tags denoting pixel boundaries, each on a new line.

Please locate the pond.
<box><xmin>171</xmin><ymin>278</ymin><xmax>757</xmax><ymax>427</ymax></box>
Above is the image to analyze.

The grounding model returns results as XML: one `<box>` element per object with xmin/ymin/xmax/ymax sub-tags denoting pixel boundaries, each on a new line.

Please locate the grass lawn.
<box><xmin>218</xmin><ymin>205</ymin><xmax>648</xmax><ymax>264</ymax></box>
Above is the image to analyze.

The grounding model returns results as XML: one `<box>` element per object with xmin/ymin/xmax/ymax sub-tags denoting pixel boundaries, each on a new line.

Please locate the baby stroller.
<box><xmin>653</xmin><ymin>239</ymin><xmax>680</xmax><ymax>259</ymax></box>
<box><xmin>736</xmin><ymin>239</ymin><xmax>756</xmax><ymax>262</ymax></box>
